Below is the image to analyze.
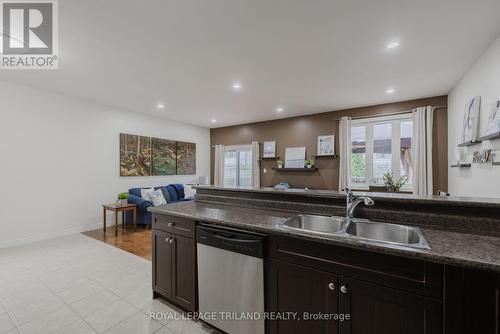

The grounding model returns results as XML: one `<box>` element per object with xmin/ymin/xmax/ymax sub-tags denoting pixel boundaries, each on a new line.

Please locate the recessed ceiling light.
<box><xmin>156</xmin><ymin>103</ymin><xmax>165</xmax><ymax>110</ymax></box>
<box><xmin>211</xmin><ymin>119</ymin><xmax>217</xmax><ymax>123</ymax></box>
<box><xmin>386</xmin><ymin>41</ymin><xmax>400</xmax><ymax>49</ymax></box>
<box><xmin>232</xmin><ymin>82</ymin><xmax>242</xmax><ymax>90</ymax></box>
<box><xmin>385</xmin><ymin>88</ymin><xmax>395</xmax><ymax>94</ymax></box>
<box><xmin>276</xmin><ymin>106</ymin><xmax>285</xmax><ymax>113</ymax></box>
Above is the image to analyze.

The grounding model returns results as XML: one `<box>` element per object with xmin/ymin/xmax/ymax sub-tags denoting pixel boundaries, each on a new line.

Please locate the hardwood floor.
<box><xmin>82</xmin><ymin>224</ymin><xmax>152</xmax><ymax>260</ymax></box>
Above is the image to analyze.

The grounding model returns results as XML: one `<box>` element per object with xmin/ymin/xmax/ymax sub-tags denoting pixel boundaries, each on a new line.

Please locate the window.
<box><xmin>350</xmin><ymin>115</ymin><xmax>413</xmax><ymax>190</ymax></box>
<box><xmin>223</xmin><ymin>145</ymin><xmax>253</xmax><ymax>187</ymax></box>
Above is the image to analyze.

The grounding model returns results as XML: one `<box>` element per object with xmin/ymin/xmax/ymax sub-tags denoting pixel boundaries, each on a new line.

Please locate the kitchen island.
<box><xmin>148</xmin><ymin>186</ymin><xmax>500</xmax><ymax>334</ymax></box>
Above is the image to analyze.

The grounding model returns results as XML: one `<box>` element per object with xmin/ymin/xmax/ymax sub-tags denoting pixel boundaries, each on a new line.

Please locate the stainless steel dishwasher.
<box><xmin>197</xmin><ymin>225</ymin><xmax>265</xmax><ymax>334</ymax></box>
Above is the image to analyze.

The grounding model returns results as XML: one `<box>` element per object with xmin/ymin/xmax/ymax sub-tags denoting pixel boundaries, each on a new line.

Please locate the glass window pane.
<box><xmin>373</xmin><ymin>123</ymin><xmax>392</xmax><ymax>184</ymax></box>
<box><xmin>238</xmin><ymin>150</ymin><xmax>253</xmax><ymax>187</ymax></box>
<box><xmin>351</xmin><ymin>126</ymin><xmax>366</xmax><ymax>185</ymax></box>
<box><xmin>223</xmin><ymin>151</ymin><xmax>237</xmax><ymax>187</ymax></box>
<box><xmin>400</xmin><ymin>120</ymin><xmax>413</xmax><ymax>185</ymax></box>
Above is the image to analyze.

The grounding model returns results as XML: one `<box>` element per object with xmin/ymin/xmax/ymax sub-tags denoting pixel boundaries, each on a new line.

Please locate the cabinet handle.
<box><xmin>328</xmin><ymin>283</ymin><xmax>335</xmax><ymax>291</ymax></box>
<box><xmin>168</xmin><ymin>222</ymin><xmax>175</xmax><ymax>227</ymax></box>
<box><xmin>169</xmin><ymin>238</ymin><xmax>175</xmax><ymax>244</ymax></box>
<box><xmin>340</xmin><ymin>285</ymin><xmax>348</xmax><ymax>294</ymax></box>
<box><xmin>165</xmin><ymin>237</ymin><xmax>170</xmax><ymax>242</ymax></box>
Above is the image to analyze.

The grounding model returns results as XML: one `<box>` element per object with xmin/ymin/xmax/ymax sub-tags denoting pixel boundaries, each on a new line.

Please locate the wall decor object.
<box><xmin>461</xmin><ymin>96</ymin><xmax>481</xmax><ymax>143</ymax></box>
<box><xmin>485</xmin><ymin>100</ymin><xmax>500</xmax><ymax>136</ymax></box>
<box><xmin>263</xmin><ymin>141</ymin><xmax>276</xmax><ymax>158</ymax></box>
<box><xmin>176</xmin><ymin>141</ymin><xmax>196</xmax><ymax>175</ymax></box>
<box><xmin>120</xmin><ymin>133</ymin><xmax>196</xmax><ymax>176</ymax></box>
<box><xmin>120</xmin><ymin>134</ymin><xmax>152</xmax><ymax>176</ymax></box>
<box><xmin>152</xmin><ymin>137</ymin><xmax>177</xmax><ymax>175</ymax></box>
<box><xmin>317</xmin><ymin>135</ymin><xmax>335</xmax><ymax>156</ymax></box>
<box><xmin>284</xmin><ymin>147</ymin><xmax>306</xmax><ymax>168</ymax></box>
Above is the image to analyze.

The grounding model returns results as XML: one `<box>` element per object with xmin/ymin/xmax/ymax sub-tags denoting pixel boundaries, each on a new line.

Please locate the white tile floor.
<box><xmin>0</xmin><ymin>234</ymin><xmax>219</xmax><ymax>334</ymax></box>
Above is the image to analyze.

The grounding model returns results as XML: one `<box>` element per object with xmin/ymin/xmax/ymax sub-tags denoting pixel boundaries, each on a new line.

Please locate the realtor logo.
<box><xmin>0</xmin><ymin>0</ymin><xmax>58</xmax><ymax>69</ymax></box>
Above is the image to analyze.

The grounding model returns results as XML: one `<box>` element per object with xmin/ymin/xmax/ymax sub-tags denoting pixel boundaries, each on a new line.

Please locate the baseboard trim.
<box><xmin>0</xmin><ymin>223</ymin><xmax>103</xmax><ymax>249</ymax></box>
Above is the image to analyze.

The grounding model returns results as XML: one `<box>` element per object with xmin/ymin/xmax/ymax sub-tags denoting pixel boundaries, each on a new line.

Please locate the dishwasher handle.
<box><xmin>197</xmin><ymin>225</ymin><xmax>264</xmax><ymax>258</ymax></box>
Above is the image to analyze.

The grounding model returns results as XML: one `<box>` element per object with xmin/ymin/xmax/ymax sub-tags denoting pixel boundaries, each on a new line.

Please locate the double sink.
<box><xmin>282</xmin><ymin>214</ymin><xmax>429</xmax><ymax>249</ymax></box>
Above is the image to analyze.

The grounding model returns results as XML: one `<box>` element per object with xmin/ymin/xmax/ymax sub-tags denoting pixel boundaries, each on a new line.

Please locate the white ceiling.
<box><xmin>1</xmin><ymin>0</ymin><xmax>500</xmax><ymax>128</ymax></box>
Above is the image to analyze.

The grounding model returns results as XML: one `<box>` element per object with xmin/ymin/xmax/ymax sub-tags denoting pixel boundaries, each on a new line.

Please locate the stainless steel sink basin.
<box><xmin>283</xmin><ymin>214</ymin><xmax>345</xmax><ymax>235</ymax></box>
<box><xmin>345</xmin><ymin>220</ymin><xmax>429</xmax><ymax>249</ymax></box>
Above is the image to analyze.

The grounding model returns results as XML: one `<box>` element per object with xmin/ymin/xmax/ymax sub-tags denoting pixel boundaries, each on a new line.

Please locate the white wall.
<box><xmin>448</xmin><ymin>35</ymin><xmax>500</xmax><ymax>197</ymax></box>
<box><xmin>0</xmin><ymin>81</ymin><xmax>210</xmax><ymax>246</ymax></box>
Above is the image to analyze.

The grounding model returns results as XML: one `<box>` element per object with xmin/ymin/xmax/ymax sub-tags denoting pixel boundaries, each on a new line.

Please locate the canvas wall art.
<box><xmin>176</xmin><ymin>141</ymin><xmax>196</xmax><ymax>175</ymax></box>
<box><xmin>152</xmin><ymin>137</ymin><xmax>177</xmax><ymax>175</ymax></box>
<box><xmin>263</xmin><ymin>141</ymin><xmax>276</xmax><ymax>158</ymax></box>
<box><xmin>461</xmin><ymin>96</ymin><xmax>481</xmax><ymax>143</ymax></box>
<box><xmin>485</xmin><ymin>100</ymin><xmax>500</xmax><ymax>136</ymax></box>
<box><xmin>317</xmin><ymin>135</ymin><xmax>335</xmax><ymax>156</ymax></box>
<box><xmin>120</xmin><ymin>133</ymin><xmax>151</xmax><ymax>176</ymax></box>
<box><xmin>120</xmin><ymin>133</ymin><xmax>196</xmax><ymax>177</ymax></box>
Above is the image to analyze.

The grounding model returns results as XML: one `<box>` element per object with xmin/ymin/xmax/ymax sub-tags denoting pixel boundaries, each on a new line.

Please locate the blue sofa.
<box><xmin>125</xmin><ymin>184</ymin><xmax>192</xmax><ymax>226</ymax></box>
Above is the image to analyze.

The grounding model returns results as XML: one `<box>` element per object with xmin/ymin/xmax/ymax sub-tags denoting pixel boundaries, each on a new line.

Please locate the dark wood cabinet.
<box><xmin>267</xmin><ymin>234</ymin><xmax>444</xmax><ymax>334</ymax></box>
<box><xmin>339</xmin><ymin>276</ymin><xmax>442</xmax><ymax>334</ymax></box>
<box><xmin>171</xmin><ymin>234</ymin><xmax>196</xmax><ymax>311</ymax></box>
<box><xmin>152</xmin><ymin>214</ymin><xmax>197</xmax><ymax>312</ymax></box>
<box><xmin>267</xmin><ymin>259</ymin><xmax>339</xmax><ymax>334</ymax></box>
<box><xmin>152</xmin><ymin>229</ymin><xmax>173</xmax><ymax>298</ymax></box>
<box><xmin>444</xmin><ymin>266</ymin><xmax>500</xmax><ymax>334</ymax></box>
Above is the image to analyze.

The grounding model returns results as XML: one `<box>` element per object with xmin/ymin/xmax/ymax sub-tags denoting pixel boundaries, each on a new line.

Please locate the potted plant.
<box><xmin>277</xmin><ymin>159</ymin><xmax>284</xmax><ymax>168</ymax></box>
<box><xmin>382</xmin><ymin>173</ymin><xmax>408</xmax><ymax>192</ymax></box>
<box><xmin>117</xmin><ymin>192</ymin><xmax>129</xmax><ymax>205</ymax></box>
<box><xmin>304</xmin><ymin>157</ymin><xmax>315</xmax><ymax>168</ymax></box>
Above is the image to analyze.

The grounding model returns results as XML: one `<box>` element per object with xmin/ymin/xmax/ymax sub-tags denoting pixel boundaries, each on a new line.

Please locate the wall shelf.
<box><xmin>272</xmin><ymin>167</ymin><xmax>318</xmax><ymax>172</ymax></box>
<box><xmin>458</xmin><ymin>140</ymin><xmax>482</xmax><ymax>147</ymax></box>
<box><xmin>261</xmin><ymin>157</ymin><xmax>280</xmax><ymax>160</ymax></box>
<box><xmin>450</xmin><ymin>163</ymin><xmax>472</xmax><ymax>168</ymax></box>
<box><xmin>478</xmin><ymin>132</ymin><xmax>500</xmax><ymax>142</ymax></box>
<box><xmin>314</xmin><ymin>155</ymin><xmax>338</xmax><ymax>159</ymax></box>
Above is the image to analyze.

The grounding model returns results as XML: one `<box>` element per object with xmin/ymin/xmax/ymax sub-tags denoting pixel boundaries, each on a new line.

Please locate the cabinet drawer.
<box><xmin>153</xmin><ymin>213</ymin><xmax>195</xmax><ymax>238</ymax></box>
<box><xmin>268</xmin><ymin>235</ymin><xmax>443</xmax><ymax>300</ymax></box>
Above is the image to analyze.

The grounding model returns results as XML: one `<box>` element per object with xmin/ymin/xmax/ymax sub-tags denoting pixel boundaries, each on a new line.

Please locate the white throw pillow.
<box><xmin>184</xmin><ymin>184</ymin><xmax>196</xmax><ymax>199</ymax></box>
<box><xmin>150</xmin><ymin>189</ymin><xmax>167</xmax><ymax>206</ymax></box>
<box><xmin>140</xmin><ymin>188</ymin><xmax>155</xmax><ymax>201</ymax></box>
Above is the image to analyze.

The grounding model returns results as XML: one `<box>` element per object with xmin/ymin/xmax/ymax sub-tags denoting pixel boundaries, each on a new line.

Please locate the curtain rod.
<box><xmin>334</xmin><ymin>104</ymin><xmax>447</xmax><ymax>121</ymax></box>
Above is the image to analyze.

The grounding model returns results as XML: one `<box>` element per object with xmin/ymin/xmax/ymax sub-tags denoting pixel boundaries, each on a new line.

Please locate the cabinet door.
<box><xmin>267</xmin><ymin>259</ymin><xmax>339</xmax><ymax>334</ymax></box>
<box><xmin>339</xmin><ymin>277</ymin><xmax>442</xmax><ymax>334</ymax></box>
<box><xmin>444</xmin><ymin>266</ymin><xmax>499</xmax><ymax>334</ymax></box>
<box><xmin>152</xmin><ymin>229</ymin><xmax>173</xmax><ymax>298</ymax></box>
<box><xmin>171</xmin><ymin>234</ymin><xmax>197</xmax><ymax>311</ymax></box>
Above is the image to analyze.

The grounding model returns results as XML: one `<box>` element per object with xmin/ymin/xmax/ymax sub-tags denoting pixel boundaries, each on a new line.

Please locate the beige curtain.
<box><xmin>412</xmin><ymin>106</ymin><xmax>434</xmax><ymax>195</ymax></box>
<box><xmin>338</xmin><ymin>116</ymin><xmax>352</xmax><ymax>191</ymax></box>
<box><xmin>213</xmin><ymin>145</ymin><xmax>225</xmax><ymax>186</ymax></box>
<box><xmin>251</xmin><ymin>141</ymin><xmax>260</xmax><ymax>188</ymax></box>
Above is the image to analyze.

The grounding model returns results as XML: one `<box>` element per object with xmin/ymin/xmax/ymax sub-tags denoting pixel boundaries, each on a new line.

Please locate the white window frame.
<box><xmin>223</xmin><ymin>145</ymin><xmax>252</xmax><ymax>187</ymax></box>
<box><xmin>350</xmin><ymin>114</ymin><xmax>413</xmax><ymax>191</ymax></box>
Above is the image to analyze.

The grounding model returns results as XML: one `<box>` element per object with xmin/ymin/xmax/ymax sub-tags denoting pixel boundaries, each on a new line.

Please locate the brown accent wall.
<box><xmin>210</xmin><ymin>96</ymin><xmax>448</xmax><ymax>193</ymax></box>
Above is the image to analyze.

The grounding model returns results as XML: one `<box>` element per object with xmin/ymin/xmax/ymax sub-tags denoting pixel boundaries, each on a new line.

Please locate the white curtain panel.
<box><xmin>412</xmin><ymin>106</ymin><xmax>434</xmax><ymax>195</ymax></box>
<box><xmin>213</xmin><ymin>145</ymin><xmax>225</xmax><ymax>186</ymax></box>
<box><xmin>251</xmin><ymin>141</ymin><xmax>261</xmax><ymax>188</ymax></box>
<box><xmin>338</xmin><ymin>116</ymin><xmax>352</xmax><ymax>191</ymax></box>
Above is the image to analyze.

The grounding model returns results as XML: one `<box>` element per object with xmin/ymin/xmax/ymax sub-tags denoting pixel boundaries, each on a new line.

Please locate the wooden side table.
<box><xmin>102</xmin><ymin>203</ymin><xmax>137</xmax><ymax>236</ymax></box>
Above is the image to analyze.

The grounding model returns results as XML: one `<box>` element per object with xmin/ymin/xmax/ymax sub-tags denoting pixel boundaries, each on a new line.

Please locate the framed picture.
<box><xmin>317</xmin><ymin>135</ymin><xmax>335</xmax><ymax>156</ymax></box>
<box><xmin>284</xmin><ymin>147</ymin><xmax>306</xmax><ymax>168</ymax></box>
<box><xmin>461</xmin><ymin>96</ymin><xmax>481</xmax><ymax>143</ymax></box>
<box><xmin>485</xmin><ymin>100</ymin><xmax>500</xmax><ymax>136</ymax></box>
<box><xmin>263</xmin><ymin>141</ymin><xmax>276</xmax><ymax>158</ymax></box>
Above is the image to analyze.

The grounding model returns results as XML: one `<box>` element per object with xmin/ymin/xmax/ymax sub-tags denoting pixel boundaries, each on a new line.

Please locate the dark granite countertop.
<box><xmin>194</xmin><ymin>185</ymin><xmax>500</xmax><ymax>208</ymax></box>
<box><xmin>149</xmin><ymin>201</ymin><xmax>500</xmax><ymax>272</ymax></box>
